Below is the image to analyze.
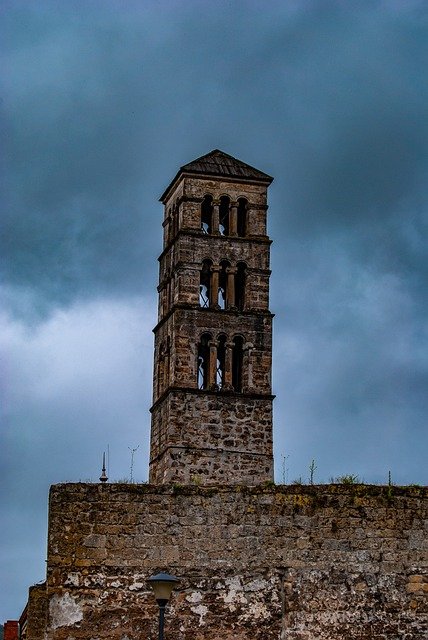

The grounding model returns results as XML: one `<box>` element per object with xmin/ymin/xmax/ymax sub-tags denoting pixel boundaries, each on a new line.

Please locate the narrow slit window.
<box><xmin>166</xmin><ymin>208</ymin><xmax>172</xmax><ymax>243</ymax></box>
<box><xmin>172</xmin><ymin>201</ymin><xmax>179</xmax><ymax>237</ymax></box>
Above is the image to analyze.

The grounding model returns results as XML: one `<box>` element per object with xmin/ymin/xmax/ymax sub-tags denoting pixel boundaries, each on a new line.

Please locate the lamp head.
<box><xmin>148</xmin><ymin>572</ymin><xmax>179</xmax><ymax>605</ymax></box>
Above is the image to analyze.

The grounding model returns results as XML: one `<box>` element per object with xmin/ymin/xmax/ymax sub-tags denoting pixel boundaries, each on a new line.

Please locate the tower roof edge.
<box><xmin>159</xmin><ymin>149</ymin><xmax>273</xmax><ymax>202</ymax></box>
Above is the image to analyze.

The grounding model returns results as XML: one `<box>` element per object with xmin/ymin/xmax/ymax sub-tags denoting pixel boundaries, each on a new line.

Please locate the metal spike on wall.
<box><xmin>99</xmin><ymin>452</ymin><xmax>108</xmax><ymax>483</ymax></box>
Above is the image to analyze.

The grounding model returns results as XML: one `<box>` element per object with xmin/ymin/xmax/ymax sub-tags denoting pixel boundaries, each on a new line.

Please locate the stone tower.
<box><xmin>149</xmin><ymin>150</ymin><xmax>274</xmax><ymax>484</ymax></box>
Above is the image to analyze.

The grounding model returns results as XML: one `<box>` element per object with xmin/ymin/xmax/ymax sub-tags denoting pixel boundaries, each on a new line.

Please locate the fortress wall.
<box><xmin>45</xmin><ymin>483</ymin><xmax>427</xmax><ymax>640</ymax></box>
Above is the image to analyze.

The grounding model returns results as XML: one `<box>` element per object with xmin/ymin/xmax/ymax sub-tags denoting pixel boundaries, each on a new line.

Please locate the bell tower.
<box><xmin>149</xmin><ymin>150</ymin><xmax>274</xmax><ymax>484</ymax></box>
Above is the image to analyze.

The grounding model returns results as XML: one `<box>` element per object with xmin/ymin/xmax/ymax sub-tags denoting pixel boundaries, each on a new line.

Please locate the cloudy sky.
<box><xmin>1</xmin><ymin>0</ymin><xmax>427</xmax><ymax>621</ymax></box>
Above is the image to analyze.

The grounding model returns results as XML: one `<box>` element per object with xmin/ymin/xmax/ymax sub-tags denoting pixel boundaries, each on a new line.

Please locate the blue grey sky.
<box><xmin>1</xmin><ymin>0</ymin><xmax>427</xmax><ymax>621</ymax></box>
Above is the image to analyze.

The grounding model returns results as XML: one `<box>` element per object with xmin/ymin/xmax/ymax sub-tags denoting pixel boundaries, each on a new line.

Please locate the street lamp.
<box><xmin>148</xmin><ymin>572</ymin><xmax>179</xmax><ymax>640</ymax></box>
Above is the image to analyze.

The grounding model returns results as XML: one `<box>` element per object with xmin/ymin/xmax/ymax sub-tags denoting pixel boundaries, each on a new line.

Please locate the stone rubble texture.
<box><xmin>38</xmin><ymin>483</ymin><xmax>427</xmax><ymax>639</ymax></box>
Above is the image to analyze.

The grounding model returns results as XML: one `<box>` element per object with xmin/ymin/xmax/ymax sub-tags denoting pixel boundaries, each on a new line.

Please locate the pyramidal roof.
<box><xmin>182</xmin><ymin>149</ymin><xmax>273</xmax><ymax>181</ymax></box>
<box><xmin>160</xmin><ymin>149</ymin><xmax>273</xmax><ymax>201</ymax></box>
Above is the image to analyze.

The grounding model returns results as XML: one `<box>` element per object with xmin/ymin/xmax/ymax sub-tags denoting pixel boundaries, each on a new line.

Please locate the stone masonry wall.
<box><xmin>22</xmin><ymin>584</ymin><xmax>48</xmax><ymax>640</ymax></box>
<box><xmin>45</xmin><ymin>483</ymin><xmax>427</xmax><ymax>640</ymax></box>
<box><xmin>150</xmin><ymin>390</ymin><xmax>273</xmax><ymax>484</ymax></box>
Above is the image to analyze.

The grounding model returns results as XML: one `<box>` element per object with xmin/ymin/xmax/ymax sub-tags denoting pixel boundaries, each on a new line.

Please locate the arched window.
<box><xmin>218</xmin><ymin>260</ymin><xmax>229</xmax><ymax>309</ymax></box>
<box><xmin>201</xmin><ymin>195</ymin><xmax>213</xmax><ymax>234</ymax></box>
<box><xmin>232</xmin><ymin>336</ymin><xmax>244</xmax><ymax>392</ymax></box>
<box><xmin>237</xmin><ymin>198</ymin><xmax>247</xmax><ymax>237</ymax></box>
<box><xmin>219</xmin><ymin>196</ymin><xmax>230</xmax><ymax>236</ymax></box>
<box><xmin>198</xmin><ymin>333</ymin><xmax>211</xmax><ymax>389</ymax></box>
<box><xmin>235</xmin><ymin>262</ymin><xmax>246</xmax><ymax>311</ymax></box>
<box><xmin>199</xmin><ymin>259</ymin><xmax>212</xmax><ymax>308</ymax></box>
<box><xmin>216</xmin><ymin>335</ymin><xmax>227</xmax><ymax>389</ymax></box>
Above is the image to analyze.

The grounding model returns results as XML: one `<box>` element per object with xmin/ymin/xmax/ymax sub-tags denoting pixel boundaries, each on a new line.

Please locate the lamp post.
<box><xmin>148</xmin><ymin>572</ymin><xmax>179</xmax><ymax>640</ymax></box>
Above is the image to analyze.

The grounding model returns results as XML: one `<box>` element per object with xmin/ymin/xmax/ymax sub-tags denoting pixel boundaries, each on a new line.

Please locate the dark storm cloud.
<box><xmin>1</xmin><ymin>0</ymin><xmax>427</xmax><ymax>621</ymax></box>
<box><xmin>2</xmin><ymin>5</ymin><xmax>162</xmax><ymax>306</ymax></box>
<box><xmin>2</xmin><ymin>0</ymin><xmax>427</xmax><ymax>312</ymax></box>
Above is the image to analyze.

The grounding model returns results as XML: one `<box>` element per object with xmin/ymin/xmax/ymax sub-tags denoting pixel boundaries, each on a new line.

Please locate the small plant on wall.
<box><xmin>334</xmin><ymin>474</ymin><xmax>360</xmax><ymax>484</ymax></box>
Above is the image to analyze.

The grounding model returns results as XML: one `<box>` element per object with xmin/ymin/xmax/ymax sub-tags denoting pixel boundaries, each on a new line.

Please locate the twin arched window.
<box><xmin>201</xmin><ymin>195</ymin><xmax>248</xmax><ymax>237</ymax></box>
<box><xmin>166</xmin><ymin>195</ymin><xmax>248</xmax><ymax>244</ymax></box>
<box><xmin>198</xmin><ymin>333</ymin><xmax>244</xmax><ymax>392</ymax></box>
<box><xmin>199</xmin><ymin>260</ymin><xmax>246</xmax><ymax>311</ymax></box>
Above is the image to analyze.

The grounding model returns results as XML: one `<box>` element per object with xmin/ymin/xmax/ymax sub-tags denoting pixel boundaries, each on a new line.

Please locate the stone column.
<box><xmin>242</xmin><ymin>342</ymin><xmax>254</xmax><ymax>392</ymax></box>
<box><xmin>208</xmin><ymin>340</ymin><xmax>218</xmax><ymax>388</ymax></box>
<box><xmin>210</xmin><ymin>265</ymin><xmax>220</xmax><ymax>308</ymax></box>
<box><xmin>226</xmin><ymin>266</ymin><xmax>237</xmax><ymax>309</ymax></box>
<box><xmin>212</xmin><ymin>200</ymin><xmax>220</xmax><ymax>235</ymax></box>
<box><xmin>245</xmin><ymin>205</ymin><xmax>252</xmax><ymax>236</ymax></box>
<box><xmin>229</xmin><ymin>201</ymin><xmax>238</xmax><ymax>236</ymax></box>
<box><xmin>223</xmin><ymin>342</ymin><xmax>234</xmax><ymax>389</ymax></box>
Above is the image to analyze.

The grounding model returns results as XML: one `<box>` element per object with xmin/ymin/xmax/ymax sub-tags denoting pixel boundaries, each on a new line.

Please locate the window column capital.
<box><xmin>225</xmin><ymin>266</ymin><xmax>237</xmax><ymax>275</ymax></box>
